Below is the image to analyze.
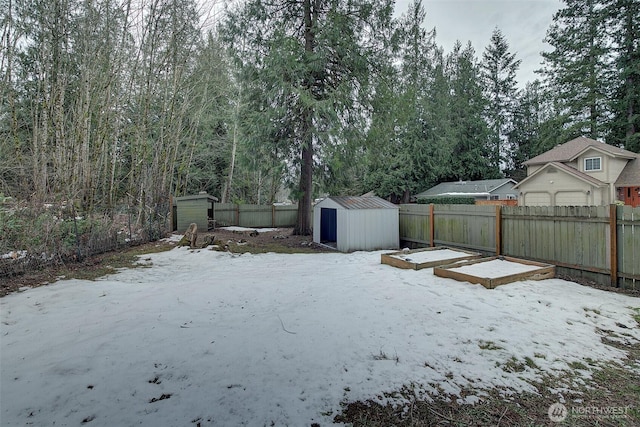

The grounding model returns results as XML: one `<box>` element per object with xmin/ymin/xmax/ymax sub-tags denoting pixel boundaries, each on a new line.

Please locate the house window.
<box><xmin>584</xmin><ymin>157</ymin><xmax>601</xmax><ymax>171</ymax></box>
<box><xmin>490</xmin><ymin>195</ymin><xmax>499</xmax><ymax>200</ymax></box>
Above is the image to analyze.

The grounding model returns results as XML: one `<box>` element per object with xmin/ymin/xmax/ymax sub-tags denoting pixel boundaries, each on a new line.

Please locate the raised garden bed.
<box><xmin>433</xmin><ymin>256</ymin><xmax>555</xmax><ymax>289</ymax></box>
<box><xmin>381</xmin><ymin>247</ymin><xmax>482</xmax><ymax>270</ymax></box>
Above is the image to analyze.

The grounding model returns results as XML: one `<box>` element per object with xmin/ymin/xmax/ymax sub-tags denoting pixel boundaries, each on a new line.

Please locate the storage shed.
<box><xmin>313</xmin><ymin>196</ymin><xmax>399</xmax><ymax>252</ymax></box>
<box><xmin>175</xmin><ymin>192</ymin><xmax>218</xmax><ymax>232</ymax></box>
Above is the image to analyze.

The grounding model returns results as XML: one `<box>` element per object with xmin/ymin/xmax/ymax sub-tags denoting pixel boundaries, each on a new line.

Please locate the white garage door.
<box><xmin>555</xmin><ymin>191</ymin><xmax>587</xmax><ymax>206</ymax></box>
<box><xmin>524</xmin><ymin>192</ymin><xmax>551</xmax><ymax>206</ymax></box>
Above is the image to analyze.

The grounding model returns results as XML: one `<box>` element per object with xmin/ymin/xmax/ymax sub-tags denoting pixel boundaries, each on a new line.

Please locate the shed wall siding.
<box><xmin>491</xmin><ymin>183</ymin><xmax>517</xmax><ymax>199</ymax></box>
<box><xmin>177</xmin><ymin>199</ymin><xmax>208</xmax><ymax>232</ymax></box>
<box><xmin>338</xmin><ymin>209</ymin><xmax>399</xmax><ymax>252</ymax></box>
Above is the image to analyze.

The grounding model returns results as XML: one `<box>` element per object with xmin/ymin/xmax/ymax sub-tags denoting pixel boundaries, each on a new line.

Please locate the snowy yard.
<box><xmin>1</xmin><ymin>243</ymin><xmax>639</xmax><ymax>426</ymax></box>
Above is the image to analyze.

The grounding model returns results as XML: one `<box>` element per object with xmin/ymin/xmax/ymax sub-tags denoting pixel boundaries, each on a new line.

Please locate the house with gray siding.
<box><xmin>414</xmin><ymin>179</ymin><xmax>518</xmax><ymax>201</ymax></box>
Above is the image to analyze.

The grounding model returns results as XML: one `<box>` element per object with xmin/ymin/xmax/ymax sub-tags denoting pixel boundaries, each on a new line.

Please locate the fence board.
<box><xmin>398</xmin><ymin>204</ymin><xmax>431</xmax><ymax>245</ymax></box>
<box><xmin>239</xmin><ymin>204</ymin><xmax>273</xmax><ymax>228</ymax></box>
<box><xmin>618</xmin><ymin>206</ymin><xmax>640</xmax><ymax>289</ymax></box>
<box><xmin>433</xmin><ymin>205</ymin><xmax>496</xmax><ymax>253</ymax></box>
<box><xmin>502</xmin><ymin>206</ymin><xmax>611</xmax><ymax>277</ymax></box>
<box><xmin>212</xmin><ymin>203</ymin><xmax>299</xmax><ymax>228</ymax></box>
<box><xmin>273</xmin><ymin>205</ymin><xmax>299</xmax><ymax>227</ymax></box>
<box><xmin>213</xmin><ymin>203</ymin><xmax>238</xmax><ymax>226</ymax></box>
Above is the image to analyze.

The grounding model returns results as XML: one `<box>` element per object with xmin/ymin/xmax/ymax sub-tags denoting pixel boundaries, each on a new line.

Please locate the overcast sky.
<box><xmin>393</xmin><ymin>0</ymin><xmax>563</xmax><ymax>87</ymax></box>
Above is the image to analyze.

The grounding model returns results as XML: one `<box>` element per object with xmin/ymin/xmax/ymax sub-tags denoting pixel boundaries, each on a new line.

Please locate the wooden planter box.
<box><xmin>433</xmin><ymin>256</ymin><xmax>555</xmax><ymax>289</ymax></box>
<box><xmin>381</xmin><ymin>247</ymin><xmax>482</xmax><ymax>270</ymax></box>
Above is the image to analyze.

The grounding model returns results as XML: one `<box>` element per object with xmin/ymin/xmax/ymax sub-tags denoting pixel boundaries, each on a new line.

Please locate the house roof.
<box><xmin>513</xmin><ymin>162</ymin><xmax>607</xmax><ymax>189</ymax></box>
<box><xmin>524</xmin><ymin>137</ymin><xmax>638</xmax><ymax>166</ymax></box>
<box><xmin>328</xmin><ymin>196</ymin><xmax>398</xmax><ymax>210</ymax></box>
<box><xmin>616</xmin><ymin>158</ymin><xmax>640</xmax><ymax>186</ymax></box>
<box><xmin>415</xmin><ymin>179</ymin><xmax>517</xmax><ymax>198</ymax></box>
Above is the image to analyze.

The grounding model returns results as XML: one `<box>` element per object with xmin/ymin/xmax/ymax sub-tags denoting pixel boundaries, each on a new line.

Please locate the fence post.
<box><xmin>496</xmin><ymin>205</ymin><xmax>502</xmax><ymax>256</ymax></box>
<box><xmin>272</xmin><ymin>204</ymin><xmax>276</xmax><ymax>228</ymax></box>
<box><xmin>429</xmin><ymin>204</ymin><xmax>435</xmax><ymax>247</ymax></box>
<box><xmin>610</xmin><ymin>204</ymin><xmax>618</xmax><ymax>287</ymax></box>
<box><xmin>235</xmin><ymin>204</ymin><xmax>240</xmax><ymax>226</ymax></box>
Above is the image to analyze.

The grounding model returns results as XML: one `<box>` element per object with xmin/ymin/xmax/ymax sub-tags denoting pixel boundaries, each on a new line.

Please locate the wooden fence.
<box><xmin>399</xmin><ymin>204</ymin><xmax>640</xmax><ymax>289</ymax></box>
<box><xmin>214</xmin><ymin>203</ymin><xmax>299</xmax><ymax>228</ymax></box>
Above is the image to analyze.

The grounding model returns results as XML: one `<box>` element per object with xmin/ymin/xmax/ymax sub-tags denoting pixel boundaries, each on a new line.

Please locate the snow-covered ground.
<box><xmin>1</xmin><ymin>245</ymin><xmax>639</xmax><ymax>426</ymax></box>
<box><xmin>449</xmin><ymin>258</ymin><xmax>546</xmax><ymax>278</ymax></box>
<box><xmin>389</xmin><ymin>248</ymin><xmax>476</xmax><ymax>264</ymax></box>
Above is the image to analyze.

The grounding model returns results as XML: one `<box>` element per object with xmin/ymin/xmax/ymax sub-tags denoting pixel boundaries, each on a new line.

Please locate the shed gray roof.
<box><xmin>328</xmin><ymin>196</ymin><xmax>398</xmax><ymax>210</ymax></box>
<box><xmin>415</xmin><ymin>179</ymin><xmax>517</xmax><ymax>198</ymax></box>
<box><xmin>524</xmin><ymin>137</ymin><xmax>638</xmax><ymax>166</ymax></box>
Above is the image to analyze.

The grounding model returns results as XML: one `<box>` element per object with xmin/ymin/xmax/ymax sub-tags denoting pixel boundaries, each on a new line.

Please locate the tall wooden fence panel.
<box><xmin>502</xmin><ymin>206</ymin><xmax>611</xmax><ymax>282</ymax></box>
<box><xmin>213</xmin><ymin>203</ymin><xmax>298</xmax><ymax>228</ymax></box>
<box><xmin>433</xmin><ymin>205</ymin><xmax>497</xmax><ymax>253</ymax></box>
<box><xmin>213</xmin><ymin>203</ymin><xmax>238</xmax><ymax>226</ymax></box>
<box><xmin>618</xmin><ymin>206</ymin><xmax>640</xmax><ymax>289</ymax></box>
<box><xmin>398</xmin><ymin>204</ymin><xmax>431</xmax><ymax>246</ymax></box>
<box><xmin>399</xmin><ymin>204</ymin><xmax>640</xmax><ymax>289</ymax></box>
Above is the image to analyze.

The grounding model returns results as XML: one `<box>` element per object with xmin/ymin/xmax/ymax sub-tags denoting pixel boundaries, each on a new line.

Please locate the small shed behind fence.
<box><xmin>175</xmin><ymin>192</ymin><xmax>218</xmax><ymax>232</ymax></box>
<box><xmin>313</xmin><ymin>196</ymin><xmax>399</xmax><ymax>252</ymax></box>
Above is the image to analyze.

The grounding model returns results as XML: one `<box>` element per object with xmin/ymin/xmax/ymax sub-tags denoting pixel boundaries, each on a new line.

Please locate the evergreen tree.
<box><xmin>222</xmin><ymin>0</ymin><xmax>394</xmax><ymax>234</ymax></box>
<box><xmin>481</xmin><ymin>28</ymin><xmax>521</xmax><ymax>174</ymax></box>
<box><xmin>539</xmin><ymin>0</ymin><xmax>613</xmax><ymax>140</ymax></box>
<box><xmin>443</xmin><ymin>42</ymin><xmax>493</xmax><ymax>181</ymax></box>
<box><xmin>605</xmin><ymin>0</ymin><xmax>640</xmax><ymax>151</ymax></box>
<box><xmin>509</xmin><ymin>80</ymin><xmax>578</xmax><ymax>179</ymax></box>
<box><xmin>363</xmin><ymin>0</ymin><xmax>444</xmax><ymax>203</ymax></box>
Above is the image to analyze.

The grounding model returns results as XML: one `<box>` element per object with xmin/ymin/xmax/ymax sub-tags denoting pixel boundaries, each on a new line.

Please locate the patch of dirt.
<box><xmin>557</xmin><ymin>274</ymin><xmax>640</xmax><ymax>298</ymax></box>
<box><xmin>196</xmin><ymin>227</ymin><xmax>335</xmax><ymax>254</ymax></box>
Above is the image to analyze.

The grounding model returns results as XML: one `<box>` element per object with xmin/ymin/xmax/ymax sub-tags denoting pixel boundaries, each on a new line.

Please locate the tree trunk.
<box><xmin>223</xmin><ymin>83</ymin><xmax>242</xmax><ymax>203</ymax></box>
<box><xmin>294</xmin><ymin>135</ymin><xmax>314</xmax><ymax>235</ymax></box>
<box><xmin>293</xmin><ymin>0</ymin><xmax>315</xmax><ymax>236</ymax></box>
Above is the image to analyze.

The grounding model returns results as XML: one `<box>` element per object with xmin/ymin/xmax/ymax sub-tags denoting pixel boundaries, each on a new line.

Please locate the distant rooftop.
<box><xmin>415</xmin><ymin>179</ymin><xmax>517</xmax><ymax>198</ymax></box>
<box><xmin>524</xmin><ymin>137</ymin><xmax>638</xmax><ymax>166</ymax></box>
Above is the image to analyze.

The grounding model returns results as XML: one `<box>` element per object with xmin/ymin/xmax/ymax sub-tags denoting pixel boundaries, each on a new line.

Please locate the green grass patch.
<box><xmin>524</xmin><ymin>356</ymin><xmax>539</xmax><ymax>369</ymax></box>
<box><xmin>337</xmin><ymin>345</ymin><xmax>640</xmax><ymax>426</ymax></box>
<box><xmin>478</xmin><ymin>340</ymin><xmax>503</xmax><ymax>351</ymax></box>
<box><xmin>568</xmin><ymin>361</ymin><xmax>589</xmax><ymax>371</ymax></box>
<box><xmin>501</xmin><ymin>357</ymin><xmax>526</xmax><ymax>373</ymax></box>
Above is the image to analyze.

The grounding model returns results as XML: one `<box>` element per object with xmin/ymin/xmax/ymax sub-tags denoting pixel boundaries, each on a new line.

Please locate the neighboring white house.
<box><xmin>414</xmin><ymin>179</ymin><xmax>518</xmax><ymax>201</ymax></box>
<box><xmin>514</xmin><ymin>137</ymin><xmax>640</xmax><ymax>207</ymax></box>
<box><xmin>313</xmin><ymin>196</ymin><xmax>399</xmax><ymax>252</ymax></box>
